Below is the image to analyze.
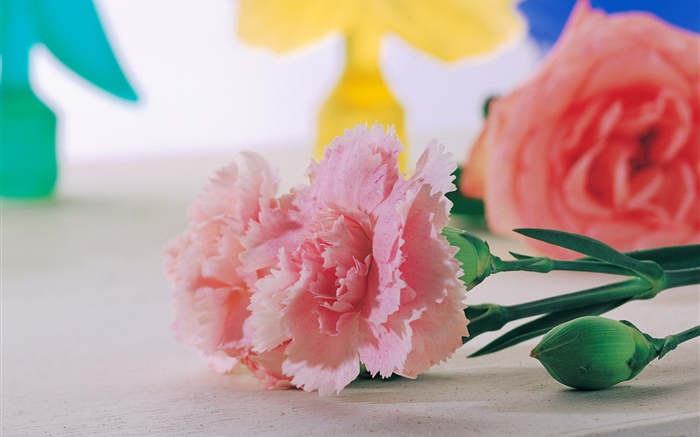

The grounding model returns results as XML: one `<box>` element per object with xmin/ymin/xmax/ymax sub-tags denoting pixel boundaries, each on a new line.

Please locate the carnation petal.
<box><xmin>239</xmin><ymin>206</ymin><xmax>304</xmax><ymax>287</ymax></box>
<box><xmin>187</xmin><ymin>163</ymin><xmax>240</xmax><ymax>224</ymax></box>
<box><xmin>396</xmin><ymin>184</ymin><xmax>468</xmax><ymax>376</ymax></box>
<box><xmin>409</xmin><ymin>140</ymin><xmax>457</xmax><ymax>202</ymax></box>
<box><xmin>168</xmin><ymin>151</ymin><xmax>303</xmax><ymax>382</ymax></box>
<box><xmin>366</xmin><ymin>141</ymin><xmax>456</xmax><ymax>325</ymax></box>
<box><xmin>306</xmin><ymin>124</ymin><xmax>401</xmax><ymax>214</ymax></box>
<box><xmin>283</xmin><ymin>310</ymin><xmax>361</xmax><ymax>396</ymax></box>
<box><xmin>245</xmin><ymin>345</ymin><xmax>294</xmax><ymax>390</ymax></box>
<box><xmin>361</xmin><ymin>216</ymin><xmax>404</xmax><ymax>326</ymax></box>
<box><xmin>204</xmin><ymin>351</ymin><xmax>240</xmax><ymax>374</ymax></box>
<box><xmin>358</xmin><ymin>311</ymin><xmax>415</xmax><ymax>378</ymax></box>
<box><xmin>171</xmin><ymin>286</ymin><xmax>250</xmax><ymax>358</ymax></box>
<box><xmin>239</xmin><ymin>152</ymin><xmax>280</xmax><ymax>223</ymax></box>
<box><xmin>249</xmin><ymin>249</ymin><xmax>300</xmax><ymax>352</ymax></box>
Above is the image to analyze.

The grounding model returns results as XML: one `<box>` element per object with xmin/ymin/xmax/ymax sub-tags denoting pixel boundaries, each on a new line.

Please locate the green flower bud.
<box><xmin>530</xmin><ymin>316</ymin><xmax>661</xmax><ymax>390</ymax></box>
<box><xmin>442</xmin><ymin>227</ymin><xmax>493</xmax><ymax>290</ymax></box>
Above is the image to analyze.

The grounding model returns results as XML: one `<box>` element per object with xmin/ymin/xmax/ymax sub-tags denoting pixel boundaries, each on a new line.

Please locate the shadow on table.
<box><xmin>338</xmin><ymin>344</ymin><xmax>700</xmax><ymax>416</ymax></box>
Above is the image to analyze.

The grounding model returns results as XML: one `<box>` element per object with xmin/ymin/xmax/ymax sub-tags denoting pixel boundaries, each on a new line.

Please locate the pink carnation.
<box><xmin>250</xmin><ymin>125</ymin><xmax>468</xmax><ymax>395</ymax></box>
<box><xmin>165</xmin><ymin>152</ymin><xmax>303</xmax><ymax>388</ymax></box>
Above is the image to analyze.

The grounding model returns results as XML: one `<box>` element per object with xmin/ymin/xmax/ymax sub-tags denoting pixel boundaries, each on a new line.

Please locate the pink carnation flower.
<box><xmin>165</xmin><ymin>153</ymin><xmax>303</xmax><ymax>388</ymax></box>
<box><xmin>250</xmin><ymin>125</ymin><xmax>468</xmax><ymax>395</ymax></box>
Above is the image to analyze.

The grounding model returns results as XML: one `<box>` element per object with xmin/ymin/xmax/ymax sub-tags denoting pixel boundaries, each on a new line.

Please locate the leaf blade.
<box><xmin>514</xmin><ymin>228</ymin><xmax>663</xmax><ymax>281</ymax></box>
<box><xmin>468</xmin><ymin>299</ymin><xmax>629</xmax><ymax>357</ymax></box>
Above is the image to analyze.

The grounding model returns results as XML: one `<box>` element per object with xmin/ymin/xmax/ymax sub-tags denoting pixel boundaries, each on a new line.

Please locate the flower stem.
<box><xmin>672</xmin><ymin>325</ymin><xmax>700</xmax><ymax>345</ymax></box>
<box><xmin>450</xmin><ymin>228</ymin><xmax>700</xmax><ymax>356</ymax></box>
<box><xmin>506</xmin><ymin>277</ymin><xmax>651</xmax><ymax>320</ymax></box>
<box><xmin>494</xmin><ymin>246</ymin><xmax>700</xmax><ymax>277</ymax></box>
<box><xmin>496</xmin><ymin>256</ymin><xmax>637</xmax><ymax>276</ymax></box>
<box><xmin>664</xmin><ymin>267</ymin><xmax>700</xmax><ymax>289</ymax></box>
<box><xmin>654</xmin><ymin>325</ymin><xmax>700</xmax><ymax>359</ymax></box>
<box><xmin>472</xmin><ymin>267</ymin><xmax>698</xmax><ymax>336</ymax></box>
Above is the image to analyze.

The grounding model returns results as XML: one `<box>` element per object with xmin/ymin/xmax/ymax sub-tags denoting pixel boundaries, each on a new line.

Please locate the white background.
<box><xmin>30</xmin><ymin>0</ymin><xmax>539</xmax><ymax>165</ymax></box>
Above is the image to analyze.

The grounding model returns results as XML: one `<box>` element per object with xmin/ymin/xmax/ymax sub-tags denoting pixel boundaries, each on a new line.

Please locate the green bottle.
<box><xmin>1</xmin><ymin>0</ymin><xmax>137</xmax><ymax>197</ymax></box>
<box><xmin>1</xmin><ymin>89</ymin><xmax>57</xmax><ymax>197</ymax></box>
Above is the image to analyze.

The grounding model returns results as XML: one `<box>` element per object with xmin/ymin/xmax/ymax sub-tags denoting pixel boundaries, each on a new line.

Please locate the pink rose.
<box><xmin>165</xmin><ymin>153</ymin><xmax>303</xmax><ymax>388</ymax></box>
<box><xmin>250</xmin><ymin>125</ymin><xmax>468</xmax><ymax>395</ymax></box>
<box><xmin>461</xmin><ymin>1</ymin><xmax>700</xmax><ymax>257</ymax></box>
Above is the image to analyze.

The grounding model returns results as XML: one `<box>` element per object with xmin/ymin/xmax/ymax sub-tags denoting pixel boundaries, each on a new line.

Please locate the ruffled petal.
<box><xmin>395</xmin><ymin>183</ymin><xmax>467</xmax><ymax>377</ymax></box>
<box><xmin>249</xmin><ymin>249</ymin><xmax>300</xmax><ymax>353</ymax></box>
<box><xmin>283</xmin><ymin>305</ymin><xmax>361</xmax><ymax>396</ymax></box>
<box><xmin>306</xmin><ymin>124</ymin><xmax>402</xmax><ymax>214</ymax></box>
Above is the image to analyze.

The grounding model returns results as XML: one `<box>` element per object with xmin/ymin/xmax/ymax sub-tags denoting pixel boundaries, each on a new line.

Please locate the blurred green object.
<box><xmin>1</xmin><ymin>0</ymin><xmax>137</xmax><ymax>198</ymax></box>
<box><xmin>446</xmin><ymin>166</ymin><xmax>486</xmax><ymax>227</ymax></box>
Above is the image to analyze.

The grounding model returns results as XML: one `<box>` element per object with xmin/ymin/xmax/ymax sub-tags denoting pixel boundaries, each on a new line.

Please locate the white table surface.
<box><xmin>3</xmin><ymin>148</ymin><xmax>699</xmax><ymax>436</ymax></box>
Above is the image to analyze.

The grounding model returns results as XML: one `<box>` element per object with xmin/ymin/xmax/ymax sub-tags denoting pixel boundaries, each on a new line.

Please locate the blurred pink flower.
<box><xmin>250</xmin><ymin>125</ymin><xmax>468</xmax><ymax>395</ymax></box>
<box><xmin>165</xmin><ymin>153</ymin><xmax>303</xmax><ymax>388</ymax></box>
<box><xmin>461</xmin><ymin>0</ymin><xmax>700</xmax><ymax>257</ymax></box>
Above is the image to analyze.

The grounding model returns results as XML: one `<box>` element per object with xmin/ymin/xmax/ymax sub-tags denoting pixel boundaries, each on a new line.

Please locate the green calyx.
<box><xmin>442</xmin><ymin>227</ymin><xmax>494</xmax><ymax>290</ymax></box>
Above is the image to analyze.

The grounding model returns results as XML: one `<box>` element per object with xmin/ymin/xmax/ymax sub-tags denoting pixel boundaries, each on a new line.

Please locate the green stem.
<box><xmin>464</xmin><ymin>273</ymin><xmax>700</xmax><ymax>352</ymax></box>
<box><xmin>487</xmin><ymin>262</ymin><xmax>700</xmax><ymax>326</ymax></box>
<box><xmin>493</xmin><ymin>244</ymin><xmax>700</xmax><ymax>277</ymax></box>
<box><xmin>497</xmin><ymin>257</ymin><xmax>637</xmax><ymax>276</ymax></box>
<box><xmin>506</xmin><ymin>277</ymin><xmax>651</xmax><ymax>320</ymax></box>
<box><xmin>656</xmin><ymin>324</ymin><xmax>700</xmax><ymax>359</ymax></box>
<box><xmin>495</xmin><ymin>257</ymin><xmax>553</xmax><ymax>273</ymax></box>
<box><xmin>496</xmin><ymin>247</ymin><xmax>700</xmax><ymax>277</ymax></box>
<box><xmin>664</xmin><ymin>267</ymin><xmax>700</xmax><ymax>289</ymax></box>
<box><xmin>673</xmin><ymin>325</ymin><xmax>700</xmax><ymax>345</ymax></box>
<box><xmin>466</xmin><ymin>298</ymin><xmax>628</xmax><ymax>355</ymax></box>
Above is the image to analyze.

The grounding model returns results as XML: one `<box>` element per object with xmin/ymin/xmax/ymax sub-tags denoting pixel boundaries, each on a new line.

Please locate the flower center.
<box><xmin>630</xmin><ymin>128</ymin><xmax>657</xmax><ymax>173</ymax></box>
<box><xmin>576</xmin><ymin>89</ymin><xmax>693</xmax><ymax>218</ymax></box>
<box><xmin>308</xmin><ymin>209</ymin><xmax>373</xmax><ymax>334</ymax></box>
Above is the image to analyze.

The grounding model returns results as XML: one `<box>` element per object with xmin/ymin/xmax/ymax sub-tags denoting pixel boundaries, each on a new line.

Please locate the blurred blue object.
<box><xmin>1</xmin><ymin>0</ymin><xmax>137</xmax><ymax>197</ymax></box>
<box><xmin>518</xmin><ymin>0</ymin><xmax>700</xmax><ymax>51</ymax></box>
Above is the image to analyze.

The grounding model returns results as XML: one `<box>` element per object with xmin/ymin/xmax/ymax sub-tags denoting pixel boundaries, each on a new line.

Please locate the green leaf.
<box><xmin>468</xmin><ymin>299</ymin><xmax>628</xmax><ymax>358</ymax></box>
<box><xmin>508</xmin><ymin>252</ymin><xmax>534</xmax><ymax>260</ymax></box>
<box><xmin>625</xmin><ymin>245</ymin><xmax>700</xmax><ymax>271</ymax></box>
<box><xmin>482</xmin><ymin>95</ymin><xmax>498</xmax><ymax>118</ymax></box>
<box><xmin>514</xmin><ymin>228</ymin><xmax>664</xmax><ymax>282</ymax></box>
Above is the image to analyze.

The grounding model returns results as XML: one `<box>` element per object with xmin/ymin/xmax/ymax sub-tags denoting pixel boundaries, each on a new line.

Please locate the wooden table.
<box><xmin>4</xmin><ymin>150</ymin><xmax>699</xmax><ymax>436</ymax></box>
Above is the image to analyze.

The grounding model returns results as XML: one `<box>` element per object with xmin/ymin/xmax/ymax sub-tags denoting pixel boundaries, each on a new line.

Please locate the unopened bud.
<box><xmin>442</xmin><ymin>227</ymin><xmax>493</xmax><ymax>290</ymax></box>
<box><xmin>531</xmin><ymin>316</ymin><xmax>660</xmax><ymax>390</ymax></box>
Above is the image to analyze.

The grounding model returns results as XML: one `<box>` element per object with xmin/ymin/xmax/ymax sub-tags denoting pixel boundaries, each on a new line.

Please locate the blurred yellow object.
<box><xmin>238</xmin><ymin>0</ymin><xmax>522</xmax><ymax>169</ymax></box>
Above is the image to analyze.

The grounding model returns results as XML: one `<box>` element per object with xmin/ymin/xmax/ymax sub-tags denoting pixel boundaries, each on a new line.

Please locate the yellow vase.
<box><xmin>316</xmin><ymin>28</ymin><xmax>408</xmax><ymax>170</ymax></box>
<box><xmin>237</xmin><ymin>0</ymin><xmax>524</xmax><ymax>172</ymax></box>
